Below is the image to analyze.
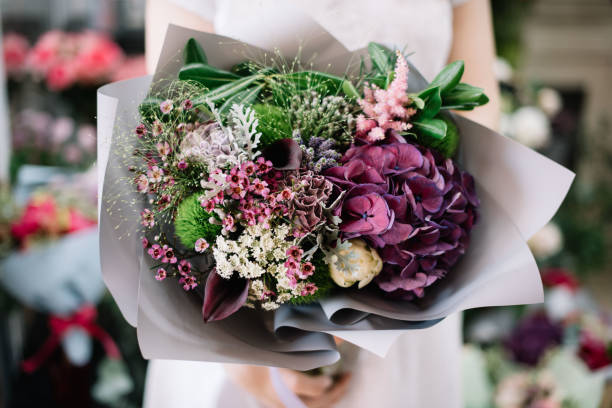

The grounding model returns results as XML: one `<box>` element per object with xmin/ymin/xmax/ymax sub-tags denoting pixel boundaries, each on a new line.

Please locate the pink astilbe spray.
<box><xmin>357</xmin><ymin>51</ymin><xmax>417</xmax><ymax>142</ymax></box>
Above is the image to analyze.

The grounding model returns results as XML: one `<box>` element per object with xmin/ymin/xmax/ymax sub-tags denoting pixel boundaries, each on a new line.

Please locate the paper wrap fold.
<box><xmin>97</xmin><ymin>25</ymin><xmax>574</xmax><ymax>369</ymax></box>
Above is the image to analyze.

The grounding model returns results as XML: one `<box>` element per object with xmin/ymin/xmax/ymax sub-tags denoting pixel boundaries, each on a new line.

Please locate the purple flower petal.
<box><xmin>202</xmin><ymin>270</ymin><xmax>249</xmax><ymax>323</ymax></box>
<box><xmin>262</xmin><ymin>138</ymin><xmax>302</xmax><ymax>170</ymax></box>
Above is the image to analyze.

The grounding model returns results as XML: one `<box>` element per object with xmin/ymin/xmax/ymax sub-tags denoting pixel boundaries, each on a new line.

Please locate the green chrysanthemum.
<box><xmin>174</xmin><ymin>193</ymin><xmax>222</xmax><ymax>249</ymax></box>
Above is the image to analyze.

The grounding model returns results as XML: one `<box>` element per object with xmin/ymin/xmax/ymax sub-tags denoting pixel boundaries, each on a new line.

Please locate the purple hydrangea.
<box><xmin>324</xmin><ymin>133</ymin><xmax>479</xmax><ymax>299</ymax></box>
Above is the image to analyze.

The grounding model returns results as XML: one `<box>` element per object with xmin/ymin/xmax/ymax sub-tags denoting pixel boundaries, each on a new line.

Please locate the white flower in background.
<box><xmin>328</xmin><ymin>239</ymin><xmax>383</xmax><ymax>288</ymax></box>
<box><xmin>537</xmin><ymin>87</ymin><xmax>563</xmax><ymax>117</ymax></box>
<box><xmin>528</xmin><ymin>222</ymin><xmax>563</xmax><ymax>259</ymax></box>
<box><xmin>494</xmin><ymin>57</ymin><xmax>514</xmax><ymax>83</ymax></box>
<box><xmin>509</xmin><ymin>106</ymin><xmax>551</xmax><ymax>149</ymax></box>
<box><xmin>545</xmin><ymin>286</ymin><xmax>577</xmax><ymax>321</ymax></box>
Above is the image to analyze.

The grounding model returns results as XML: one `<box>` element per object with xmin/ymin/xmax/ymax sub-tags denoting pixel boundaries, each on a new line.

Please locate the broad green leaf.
<box><xmin>178</xmin><ymin>62</ymin><xmax>240</xmax><ymax>89</ymax></box>
<box><xmin>417</xmin><ymin>86</ymin><xmax>442</xmax><ymax>119</ymax></box>
<box><xmin>341</xmin><ymin>80</ymin><xmax>360</xmax><ymax>99</ymax></box>
<box><xmin>193</xmin><ymin>75</ymin><xmax>263</xmax><ymax>105</ymax></box>
<box><xmin>429</xmin><ymin>61</ymin><xmax>464</xmax><ymax>95</ymax></box>
<box><xmin>441</xmin><ymin>83</ymin><xmax>489</xmax><ymax>109</ymax></box>
<box><xmin>184</xmin><ymin>38</ymin><xmax>208</xmax><ymax>65</ymax></box>
<box><xmin>413</xmin><ymin>116</ymin><xmax>459</xmax><ymax>158</ymax></box>
<box><xmin>412</xmin><ymin>118</ymin><xmax>447</xmax><ymax>140</ymax></box>
<box><xmin>219</xmin><ymin>83</ymin><xmax>265</xmax><ymax>113</ymax></box>
<box><xmin>368</xmin><ymin>42</ymin><xmax>395</xmax><ymax>75</ymax></box>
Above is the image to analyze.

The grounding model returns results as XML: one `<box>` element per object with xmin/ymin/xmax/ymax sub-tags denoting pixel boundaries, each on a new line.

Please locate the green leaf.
<box><xmin>193</xmin><ymin>75</ymin><xmax>263</xmax><ymax>105</ymax></box>
<box><xmin>441</xmin><ymin>83</ymin><xmax>489</xmax><ymax>109</ymax></box>
<box><xmin>178</xmin><ymin>62</ymin><xmax>240</xmax><ymax>89</ymax></box>
<box><xmin>219</xmin><ymin>83</ymin><xmax>265</xmax><ymax>113</ymax></box>
<box><xmin>410</xmin><ymin>95</ymin><xmax>425</xmax><ymax>110</ymax></box>
<box><xmin>184</xmin><ymin>38</ymin><xmax>208</xmax><ymax>65</ymax></box>
<box><xmin>417</xmin><ymin>86</ymin><xmax>442</xmax><ymax>119</ymax></box>
<box><xmin>412</xmin><ymin>118</ymin><xmax>447</xmax><ymax>140</ymax></box>
<box><xmin>341</xmin><ymin>80</ymin><xmax>360</xmax><ymax>99</ymax></box>
<box><xmin>368</xmin><ymin>42</ymin><xmax>395</xmax><ymax>75</ymax></box>
<box><xmin>429</xmin><ymin>61</ymin><xmax>464</xmax><ymax>95</ymax></box>
<box><xmin>413</xmin><ymin>116</ymin><xmax>459</xmax><ymax>158</ymax></box>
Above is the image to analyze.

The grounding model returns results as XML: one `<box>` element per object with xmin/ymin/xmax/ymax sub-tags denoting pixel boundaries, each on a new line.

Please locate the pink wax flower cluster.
<box><xmin>356</xmin><ymin>52</ymin><xmax>417</xmax><ymax>142</ymax></box>
<box><xmin>325</xmin><ymin>134</ymin><xmax>479</xmax><ymax>299</ymax></box>
<box><xmin>200</xmin><ymin>158</ymin><xmax>292</xmax><ymax>231</ymax></box>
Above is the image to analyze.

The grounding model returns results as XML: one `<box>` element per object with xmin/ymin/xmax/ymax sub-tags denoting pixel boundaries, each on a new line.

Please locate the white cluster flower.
<box><xmin>213</xmin><ymin>222</ymin><xmax>314</xmax><ymax>309</ymax></box>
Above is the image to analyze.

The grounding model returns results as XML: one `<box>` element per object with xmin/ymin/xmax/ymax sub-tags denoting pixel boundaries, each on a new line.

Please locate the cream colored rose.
<box><xmin>329</xmin><ymin>239</ymin><xmax>383</xmax><ymax>289</ymax></box>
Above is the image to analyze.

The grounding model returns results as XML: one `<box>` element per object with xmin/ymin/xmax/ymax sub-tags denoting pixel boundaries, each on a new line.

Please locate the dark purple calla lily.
<box><xmin>262</xmin><ymin>138</ymin><xmax>303</xmax><ymax>170</ymax></box>
<box><xmin>202</xmin><ymin>270</ymin><xmax>249</xmax><ymax>323</ymax></box>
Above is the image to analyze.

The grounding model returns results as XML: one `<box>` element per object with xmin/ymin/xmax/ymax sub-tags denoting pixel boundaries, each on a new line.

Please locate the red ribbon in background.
<box><xmin>21</xmin><ymin>304</ymin><xmax>121</xmax><ymax>373</ymax></box>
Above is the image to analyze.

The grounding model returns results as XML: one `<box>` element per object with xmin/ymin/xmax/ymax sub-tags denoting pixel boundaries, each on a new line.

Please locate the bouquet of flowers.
<box><xmin>98</xmin><ymin>25</ymin><xmax>574</xmax><ymax>369</ymax></box>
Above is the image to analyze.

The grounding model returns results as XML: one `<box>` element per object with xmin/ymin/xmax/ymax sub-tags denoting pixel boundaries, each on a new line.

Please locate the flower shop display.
<box><xmin>463</xmin><ymin>268</ymin><xmax>612</xmax><ymax>408</ymax></box>
<box><xmin>97</xmin><ymin>25</ymin><xmax>573</xmax><ymax>369</ymax></box>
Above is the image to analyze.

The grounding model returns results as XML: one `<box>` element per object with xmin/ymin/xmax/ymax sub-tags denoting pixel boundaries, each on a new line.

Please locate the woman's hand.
<box><xmin>224</xmin><ymin>364</ymin><xmax>351</xmax><ymax>408</ymax></box>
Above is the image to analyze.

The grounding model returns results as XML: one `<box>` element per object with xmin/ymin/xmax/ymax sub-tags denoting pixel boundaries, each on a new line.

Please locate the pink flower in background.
<box><xmin>74</xmin><ymin>31</ymin><xmax>123</xmax><ymax>84</ymax></box>
<box><xmin>50</xmin><ymin>117</ymin><xmax>75</xmax><ymax>146</ymax></box>
<box><xmin>66</xmin><ymin>208</ymin><xmax>96</xmax><ymax>233</ymax></box>
<box><xmin>10</xmin><ymin>196</ymin><xmax>58</xmax><ymax>246</ymax></box>
<box><xmin>46</xmin><ymin>62</ymin><xmax>77</xmax><ymax>91</ymax></box>
<box><xmin>64</xmin><ymin>144</ymin><xmax>83</xmax><ymax>164</ymax></box>
<box><xmin>27</xmin><ymin>30</ymin><xmax>64</xmax><ymax>75</ymax></box>
<box><xmin>2</xmin><ymin>32</ymin><xmax>29</xmax><ymax>75</ymax></box>
<box><xmin>578</xmin><ymin>333</ymin><xmax>612</xmax><ymax>370</ymax></box>
<box><xmin>77</xmin><ymin>124</ymin><xmax>97</xmax><ymax>153</ymax></box>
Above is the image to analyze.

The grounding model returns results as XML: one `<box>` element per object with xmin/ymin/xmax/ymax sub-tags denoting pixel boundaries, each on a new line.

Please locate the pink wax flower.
<box><xmin>299</xmin><ymin>262</ymin><xmax>315</xmax><ymax>279</ymax></box>
<box><xmin>135</xmin><ymin>174</ymin><xmax>149</xmax><ymax>193</ymax></box>
<box><xmin>177</xmin><ymin>160</ymin><xmax>188</xmax><ymax>170</ymax></box>
<box><xmin>301</xmin><ymin>283</ymin><xmax>318</xmax><ymax>296</ymax></box>
<box><xmin>194</xmin><ymin>238</ymin><xmax>209</xmax><ymax>253</ymax></box>
<box><xmin>160</xmin><ymin>99</ymin><xmax>173</xmax><ymax>114</ymax></box>
<box><xmin>179</xmin><ymin>275</ymin><xmax>197</xmax><ymax>291</ymax></box>
<box><xmin>155</xmin><ymin>268</ymin><xmax>167</xmax><ymax>281</ymax></box>
<box><xmin>135</xmin><ymin>123</ymin><xmax>147</xmax><ymax>138</ymax></box>
<box><xmin>148</xmin><ymin>244</ymin><xmax>163</xmax><ymax>260</ymax></box>
<box><xmin>156</xmin><ymin>141</ymin><xmax>171</xmax><ymax>158</ymax></box>
<box><xmin>178</xmin><ymin>259</ymin><xmax>192</xmax><ymax>275</ymax></box>
<box><xmin>142</xmin><ymin>237</ymin><xmax>149</xmax><ymax>248</ymax></box>
<box><xmin>161</xmin><ymin>245</ymin><xmax>177</xmax><ymax>264</ymax></box>
<box><xmin>286</xmin><ymin>246</ymin><xmax>303</xmax><ymax>260</ymax></box>
<box><xmin>140</xmin><ymin>209</ymin><xmax>155</xmax><ymax>227</ymax></box>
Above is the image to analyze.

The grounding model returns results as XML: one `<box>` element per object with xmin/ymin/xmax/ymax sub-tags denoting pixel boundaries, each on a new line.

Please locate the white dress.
<box><xmin>145</xmin><ymin>1</ymin><xmax>467</xmax><ymax>407</ymax></box>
